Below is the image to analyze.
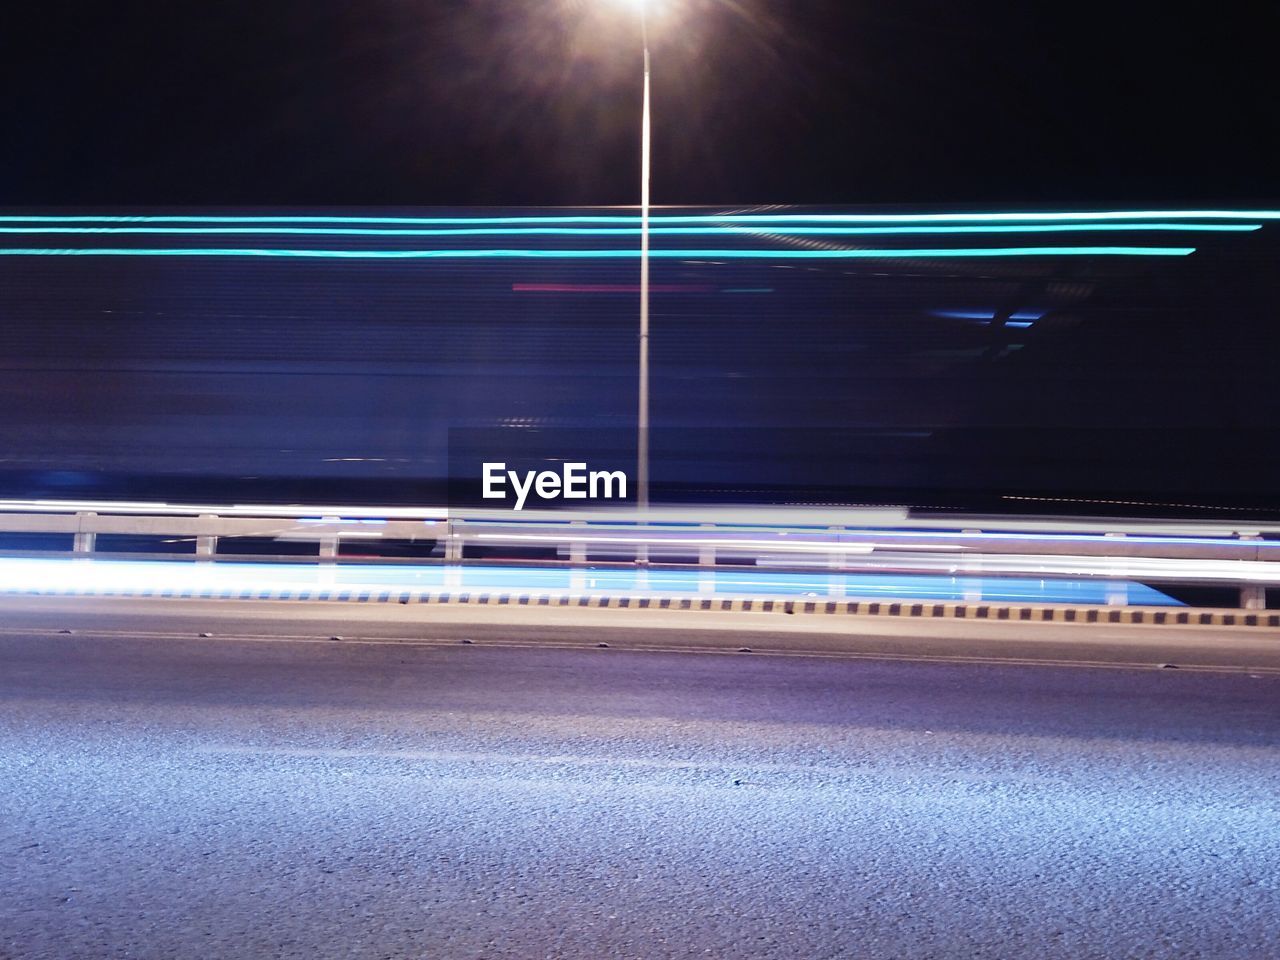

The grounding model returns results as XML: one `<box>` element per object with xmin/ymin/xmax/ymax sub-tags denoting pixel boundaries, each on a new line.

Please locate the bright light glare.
<box><xmin>0</xmin><ymin>556</ymin><xmax>1184</xmax><ymax>605</ymax></box>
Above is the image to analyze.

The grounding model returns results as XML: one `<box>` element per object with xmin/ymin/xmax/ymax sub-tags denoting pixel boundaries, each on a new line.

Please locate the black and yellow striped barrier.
<box><xmin>7</xmin><ymin>584</ymin><xmax>1274</xmax><ymax>627</ymax></box>
<box><xmin>410</xmin><ymin>593</ymin><xmax>1279</xmax><ymax>627</ymax></box>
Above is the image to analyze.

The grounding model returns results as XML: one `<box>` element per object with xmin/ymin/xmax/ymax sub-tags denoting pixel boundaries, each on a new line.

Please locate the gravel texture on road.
<box><xmin>2</xmin><ymin>631</ymin><xmax>1278</xmax><ymax>959</ymax></box>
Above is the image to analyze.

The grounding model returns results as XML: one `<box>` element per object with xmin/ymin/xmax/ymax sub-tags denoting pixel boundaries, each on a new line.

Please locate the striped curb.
<box><xmin>2</xmin><ymin>586</ymin><xmax>1277</xmax><ymax>628</ymax></box>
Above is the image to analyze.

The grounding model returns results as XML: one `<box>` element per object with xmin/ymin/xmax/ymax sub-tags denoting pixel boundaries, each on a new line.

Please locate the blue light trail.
<box><xmin>0</xmin><ymin>210</ymin><xmax>1276</xmax><ymax>225</ymax></box>
<box><xmin>0</xmin><ymin>246</ymin><xmax>1198</xmax><ymax>259</ymax></box>
<box><xmin>0</xmin><ymin>556</ymin><xmax>1182</xmax><ymax>606</ymax></box>
<box><xmin>0</xmin><ymin>223</ymin><xmax>1258</xmax><ymax>236</ymax></box>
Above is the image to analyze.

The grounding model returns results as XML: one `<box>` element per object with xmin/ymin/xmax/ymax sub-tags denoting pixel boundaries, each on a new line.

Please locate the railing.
<box><xmin>0</xmin><ymin>499</ymin><xmax>1276</xmax><ymax>609</ymax></box>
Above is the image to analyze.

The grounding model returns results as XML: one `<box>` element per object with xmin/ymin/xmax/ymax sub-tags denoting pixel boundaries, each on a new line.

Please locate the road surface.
<box><xmin>2</xmin><ymin>621</ymin><xmax>1278</xmax><ymax>959</ymax></box>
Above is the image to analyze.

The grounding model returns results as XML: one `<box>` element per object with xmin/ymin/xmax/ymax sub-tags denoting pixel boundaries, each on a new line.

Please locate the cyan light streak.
<box><xmin>0</xmin><ymin>223</ymin><xmax>1258</xmax><ymax>236</ymax></box>
<box><xmin>0</xmin><ymin>246</ymin><xmax>1197</xmax><ymax>259</ymax></box>
<box><xmin>934</xmin><ymin>310</ymin><xmax>1046</xmax><ymax>320</ymax></box>
<box><xmin>0</xmin><ymin>210</ymin><xmax>1276</xmax><ymax>225</ymax></box>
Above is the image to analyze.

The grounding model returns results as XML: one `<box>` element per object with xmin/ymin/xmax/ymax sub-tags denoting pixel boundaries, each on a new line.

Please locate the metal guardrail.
<box><xmin>0</xmin><ymin>499</ymin><xmax>1276</xmax><ymax>609</ymax></box>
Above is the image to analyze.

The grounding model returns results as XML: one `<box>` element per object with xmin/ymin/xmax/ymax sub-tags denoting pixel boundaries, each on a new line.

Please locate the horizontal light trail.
<box><xmin>477</xmin><ymin>532</ymin><xmax>885</xmax><ymax>553</ymax></box>
<box><xmin>3</xmin><ymin>500</ymin><xmax>1274</xmax><ymax>540</ymax></box>
<box><xmin>468</xmin><ymin>538</ymin><xmax>1280</xmax><ymax>583</ymax></box>
<box><xmin>0</xmin><ymin>498</ymin><xmax>448</xmax><ymax>520</ymax></box>
<box><xmin>0</xmin><ymin>556</ymin><xmax>1181</xmax><ymax>605</ymax></box>
<box><xmin>0</xmin><ymin>223</ymin><xmax>1258</xmax><ymax>236</ymax></box>
<box><xmin>0</xmin><ymin>246</ymin><xmax>1197</xmax><ymax>259</ymax></box>
<box><xmin>0</xmin><ymin>210</ymin><xmax>1278</xmax><ymax>224</ymax></box>
<box><xmin>473</xmin><ymin>527</ymin><xmax>1280</xmax><ymax>550</ymax></box>
<box><xmin>512</xmin><ymin>283</ymin><xmax>717</xmax><ymax>293</ymax></box>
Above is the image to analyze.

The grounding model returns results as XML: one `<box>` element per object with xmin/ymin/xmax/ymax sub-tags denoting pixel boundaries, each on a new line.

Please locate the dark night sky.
<box><xmin>2</xmin><ymin>0</ymin><xmax>1276</xmax><ymax>207</ymax></box>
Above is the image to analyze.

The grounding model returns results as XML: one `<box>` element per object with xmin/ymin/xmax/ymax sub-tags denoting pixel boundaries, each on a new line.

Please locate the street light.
<box><xmin>609</xmin><ymin>0</ymin><xmax>654</xmax><ymax>518</ymax></box>
<box><xmin>637</xmin><ymin>1</ymin><xmax>651</xmax><ymax>519</ymax></box>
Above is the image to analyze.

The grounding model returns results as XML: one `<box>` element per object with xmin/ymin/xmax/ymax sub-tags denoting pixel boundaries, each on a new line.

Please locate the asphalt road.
<box><xmin>2</xmin><ymin>621</ymin><xmax>1279</xmax><ymax>959</ymax></box>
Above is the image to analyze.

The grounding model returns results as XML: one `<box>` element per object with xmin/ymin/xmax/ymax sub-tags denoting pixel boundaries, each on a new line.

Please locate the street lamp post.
<box><xmin>636</xmin><ymin>3</ymin><xmax>652</xmax><ymax>518</ymax></box>
<box><xmin>600</xmin><ymin>0</ymin><xmax>655</xmax><ymax>534</ymax></box>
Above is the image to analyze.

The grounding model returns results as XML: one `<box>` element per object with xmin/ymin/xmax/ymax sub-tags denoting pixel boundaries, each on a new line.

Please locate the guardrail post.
<box><xmin>444</xmin><ymin>518</ymin><xmax>463</xmax><ymax>563</ymax></box>
<box><xmin>444</xmin><ymin>518</ymin><xmax>463</xmax><ymax>586</ymax></box>
<box><xmin>195</xmin><ymin>514</ymin><xmax>217</xmax><ymax>561</ymax></box>
<box><xmin>1237</xmin><ymin>533</ymin><xmax>1266</xmax><ymax>609</ymax></box>
<box><xmin>699</xmin><ymin>523</ymin><xmax>716</xmax><ymax>568</ymax></box>
<box><xmin>318</xmin><ymin>516</ymin><xmax>339</xmax><ymax>562</ymax></box>
<box><xmin>696</xmin><ymin>524</ymin><xmax>716</xmax><ymax>592</ymax></box>
<box><xmin>961</xmin><ymin>530</ymin><xmax>982</xmax><ymax>601</ymax></box>
<box><xmin>1104</xmin><ymin>532</ymin><xmax>1128</xmax><ymax>606</ymax></box>
<box><xmin>73</xmin><ymin>512</ymin><xmax>96</xmax><ymax>555</ymax></box>
<box><xmin>828</xmin><ymin>525</ymin><xmax>844</xmax><ymax>570</ymax></box>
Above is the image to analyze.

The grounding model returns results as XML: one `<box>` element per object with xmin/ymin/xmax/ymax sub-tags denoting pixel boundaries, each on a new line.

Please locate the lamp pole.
<box><xmin>637</xmin><ymin>4</ymin><xmax>651</xmax><ymax>517</ymax></box>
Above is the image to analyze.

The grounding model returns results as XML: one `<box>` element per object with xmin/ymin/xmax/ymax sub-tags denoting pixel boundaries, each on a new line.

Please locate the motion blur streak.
<box><xmin>1</xmin><ymin>210</ymin><xmax>1278</xmax><ymax>223</ymax></box>
<box><xmin>0</xmin><ymin>224</ymin><xmax>1258</xmax><ymax>236</ymax></box>
<box><xmin>0</xmin><ymin>206</ymin><xmax>1270</xmax><ymax>514</ymax></box>
<box><xmin>0</xmin><ymin>556</ymin><xmax>1178</xmax><ymax>605</ymax></box>
<box><xmin>512</xmin><ymin>283</ymin><xmax>717</xmax><ymax>292</ymax></box>
<box><xmin>0</xmin><ymin>500</ymin><xmax>447</xmax><ymax>519</ymax></box>
<box><xmin>3</xmin><ymin>502</ymin><xmax>1276</xmax><ymax>545</ymax></box>
<box><xmin>0</xmin><ymin>246</ymin><xmax>1198</xmax><ymax>259</ymax></box>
